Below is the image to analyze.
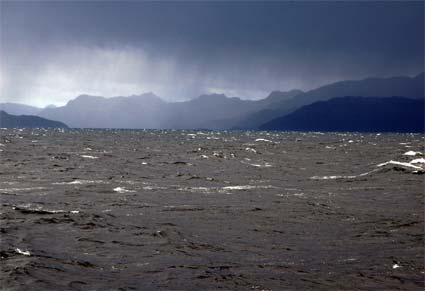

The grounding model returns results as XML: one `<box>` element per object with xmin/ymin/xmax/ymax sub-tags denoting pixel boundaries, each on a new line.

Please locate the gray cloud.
<box><xmin>1</xmin><ymin>1</ymin><xmax>423</xmax><ymax>107</ymax></box>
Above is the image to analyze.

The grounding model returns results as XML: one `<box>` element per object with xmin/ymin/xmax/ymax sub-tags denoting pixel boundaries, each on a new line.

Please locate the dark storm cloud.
<box><xmin>1</xmin><ymin>1</ymin><xmax>423</xmax><ymax>106</ymax></box>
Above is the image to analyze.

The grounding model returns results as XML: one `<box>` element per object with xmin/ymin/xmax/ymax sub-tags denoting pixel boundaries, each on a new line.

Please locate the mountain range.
<box><xmin>1</xmin><ymin>72</ymin><xmax>423</xmax><ymax>131</ymax></box>
<box><xmin>0</xmin><ymin>103</ymin><xmax>42</xmax><ymax>116</ymax></box>
<box><xmin>232</xmin><ymin>72</ymin><xmax>424</xmax><ymax>129</ymax></box>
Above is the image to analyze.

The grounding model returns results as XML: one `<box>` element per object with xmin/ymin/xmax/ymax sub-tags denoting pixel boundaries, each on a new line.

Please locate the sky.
<box><xmin>0</xmin><ymin>1</ymin><xmax>423</xmax><ymax>107</ymax></box>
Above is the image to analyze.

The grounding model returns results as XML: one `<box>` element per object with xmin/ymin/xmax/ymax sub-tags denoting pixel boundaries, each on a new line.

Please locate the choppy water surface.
<box><xmin>1</xmin><ymin>129</ymin><xmax>424</xmax><ymax>290</ymax></box>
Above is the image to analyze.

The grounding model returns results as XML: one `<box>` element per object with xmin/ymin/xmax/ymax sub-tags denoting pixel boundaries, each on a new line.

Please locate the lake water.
<box><xmin>1</xmin><ymin>129</ymin><xmax>424</xmax><ymax>290</ymax></box>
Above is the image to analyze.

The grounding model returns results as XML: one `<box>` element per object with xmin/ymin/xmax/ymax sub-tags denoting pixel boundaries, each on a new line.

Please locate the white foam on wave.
<box><xmin>179</xmin><ymin>186</ymin><xmax>211</xmax><ymax>193</ymax></box>
<box><xmin>178</xmin><ymin>184</ymin><xmax>276</xmax><ymax>194</ymax></box>
<box><xmin>0</xmin><ymin>181</ymin><xmax>18</xmax><ymax>185</ymax></box>
<box><xmin>53</xmin><ymin>180</ymin><xmax>106</xmax><ymax>185</ymax></box>
<box><xmin>15</xmin><ymin>248</ymin><xmax>31</xmax><ymax>256</ymax></box>
<box><xmin>311</xmin><ymin>175</ymin><xmax>356</xmax><ymax>180</ymax></box>
<box><xmin>142</xmin><ymin>185</ymin><xmax>169</xmax><ymax>191</ymax></box>
<box><xmin>311</xmin><ymin>170</ymin><xmax>375</xmax><ymax>180</ymax></box>
<box><xmin>313</xmin><ymin>157</ymin><xmax>425</xmax><ymax>180</ymax></box>
<box><xmin>0</xmin><ymin>187</ymin><xmax>46</xmax><ymax>192</ymax></box>
<box><xmin>241</xmin><ymin>160</ymin><xmax>272</xmax><ymax>168</ymax></box>
<box><xmin>222</xmin><ymin>185</ymin><xmax>275</xmax><ymax>190</ymax></box>
<box><xmin>80</xmin><ymin>155</ymin><xmax>98</xmax><ymax>159</ymax></box>
<box><xmin>377</xmin><ymin>160</ymin><xmax>423</xmax><ymax>170</ymax></box>
<box><xmin>12</xmin><ymin>204</ymin><xmax>80</xmax><ymax>214</ymax></box>
<box><xmin>245</xmin><ymin>147</ymin><xmax>257</xmax><ymax>153</ymax></box>
<box><xmin>255</xmin><ymin>138</ymin><xmax>273</xmax><ymax>143</ymax></box>
<box><xmin>410</xmin><ymin>158</ymin><xmax>425</xmax><ymax>164</ymax></box>
<box><xmin>403</xmin><ymin>151</ymin><xmax>422</xmax><ymax>156</ymax></box>
<box><xmin>113</xmin><ymin>187</ymin><xmax>136</xmax><ymax>193</ymax></box>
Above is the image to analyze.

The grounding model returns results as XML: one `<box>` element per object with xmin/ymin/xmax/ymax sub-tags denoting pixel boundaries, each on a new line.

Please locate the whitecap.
<box><xmin>410</xmin><ymin>158</ymin><xmax>425</xmax><ymax>164</ymax></box>
<box><xmin>142</xmin><ymin>186</ymin><xmax>169</xmax><ymax>191</ymax></box>
<box><xmin>53</xmin><ymin>180</ymin><xmax>106</xmax><ymax>185</ymax></box>
<box><xmin>241</xmin><ymin>161</ymin><xmax>272</xmax><ymax>168</ymax></box>
<box><xmin>311</xmin><ymin>175</ymin><xmax>357</xmax><ymax>180</ymax></box>
<box><xmin>0</xmin><ymin>187</ymin><xmax>46</xmax><ymax>192</ymax></box>
<box><xmin>310</xmin><ymin>170</ymin><xmax>375</xmax><ymax>180</ymax></box>
<box><xmin>255</xmin><ymin>138</ymin><xmax>273</xmax><ymax>143</ymax></box>
<box><xmin>15</xmin><ymin>248</ymin><xmax>31</xmax><ymax>256</ymax></box>
<box><xmin>245</xmin><ymin>147</ymin><xmax>257</xmax><ymax>153</ymax></box>
<box><xmin>80</xmin><ymin>155</ymin><xmax>98</xmax><ymax>159</ymax></box>
<box><xmin>113</xmin><ymin>187</ymin><xmax>136</xmax><ymax>193</ymax></box>
<box><xmin>222</xmin><ymin>185</ymin><xmax>275</xmax><ymax>190</ymax></box>
<box><xmin>403</xmin><ymin>151</ymin><xmax>422</xmax><ymax>156</ymax></box>
<box><xmin>377</xmin><ymin>160</ymin><xmax>423</xmax><ymax>170</ymax></box>
<box><xmin>12</xmin><ymin>204</ymin><xmax>67</xmax><ymax>214</ymax></box>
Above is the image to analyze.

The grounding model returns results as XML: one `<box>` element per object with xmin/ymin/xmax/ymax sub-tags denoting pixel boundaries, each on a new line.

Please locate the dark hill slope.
<box><xmin>0</xmin><ymin>111</ymin><xmax>68</xmax><ymax>128</ymax></box>
<box><xmin>259</xmin><ymin>97</ymin><xmax>424</xmax><ymax>133</ymax></box>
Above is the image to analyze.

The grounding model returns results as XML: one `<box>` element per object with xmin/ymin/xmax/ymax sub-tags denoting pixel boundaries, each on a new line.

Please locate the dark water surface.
<box><xmin>0</xmin><ymin>129</ymin><xmax>424</xmax><ymax>290</ymax></box>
